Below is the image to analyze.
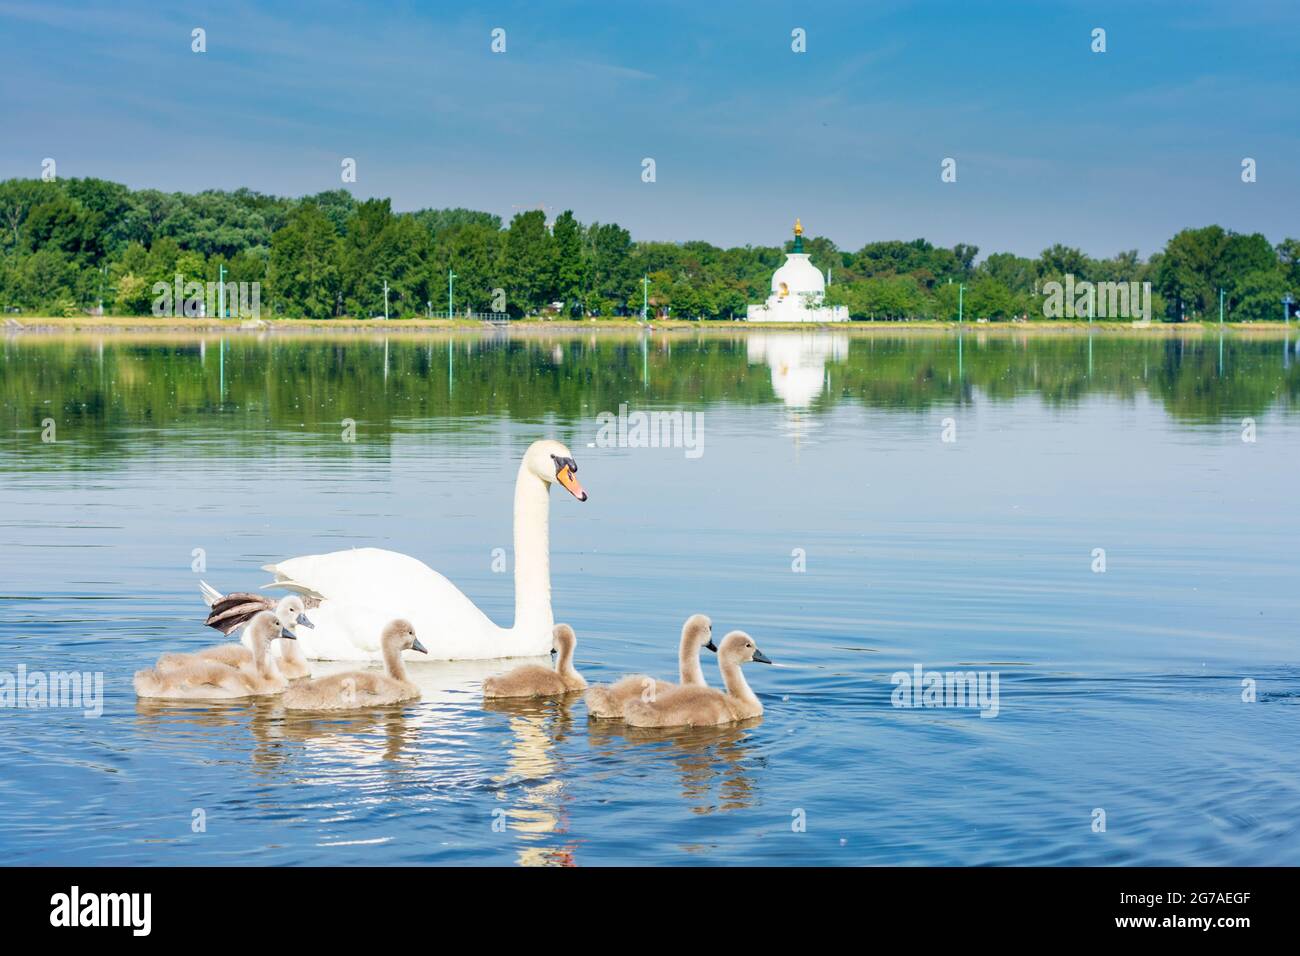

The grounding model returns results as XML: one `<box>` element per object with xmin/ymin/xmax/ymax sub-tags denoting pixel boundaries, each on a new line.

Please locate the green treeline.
<box><xmin>1</xmin><ymin>177</ymin><xmax>1296</xmax><ymax>321</ymax></box>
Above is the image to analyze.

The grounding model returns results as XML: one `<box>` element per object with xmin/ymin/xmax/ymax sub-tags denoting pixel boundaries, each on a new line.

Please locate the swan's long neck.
<box><xmin>556</xmin><ymin>638</ymin><xmax>578</xmax><ymax>679</ymax></box>
<box><xmin>679</xmin><ymin>636</ymin><xmax>705</xmax><ymax>686</ymax></box>
<box><xmin>281</xmin><ymin>633</ymin><xmax>306</xmax><ymax>667</ymax></box>
<box><xmin>252</xmin><ymin>629</ymin><xmax>275</xmax><ymax>679</ymax></box>
<box><xmin>512</xmin><ymin>464</ymin><xmax>553</xmax><ymax>635</ymax></box>
<box><xmin>719</xmin><ymin>657</ymin><xmax>758</xmax><ymax>709</ymax></box>
<box><xmin>382</xmin><ymin>640</ymin><xmax>408</xmax><ymax>681</ymax></box>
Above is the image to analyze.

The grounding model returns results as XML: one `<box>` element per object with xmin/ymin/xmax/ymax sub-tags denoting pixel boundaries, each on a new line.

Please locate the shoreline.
<box><xmin>2</xmin><ymin>316</ymin><xmax>1295</xmax><ymax>337</ymax></box>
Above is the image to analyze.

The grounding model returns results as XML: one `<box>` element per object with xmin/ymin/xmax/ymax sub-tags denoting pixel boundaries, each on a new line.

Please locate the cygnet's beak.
<box><xmin>279</xmin><ymin>627</ymin><xmax>298</xmax><ymax>641</ymax></box>
<box><xmin>751</xmin><ymin>647</ymin><xmax>772</xmax><ymax>664</ymax></box>
<box><xmin>411</xmin><ymin>637</ymin><xmax>428</xmax><ymax>654</ymax></box>
<box><xmin>296</xmin><ymin>613</ymin><xmax>315</xmax><ymax>629</ymax></box>
<box><xmin>705</xmin><ymin>639</ymin><xmax>718</xmax><ymax>653</ymax></box>
<box><xmin>550</xmin><ymin>648</ymin><xmax>558</xmax><ymax>663</ymax></box>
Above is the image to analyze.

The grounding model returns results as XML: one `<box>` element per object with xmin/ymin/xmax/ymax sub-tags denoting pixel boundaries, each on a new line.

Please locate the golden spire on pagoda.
<box><xmin>794</xmin><ymin>218</ymin><xmax>803</xmax><ymax>237</ymax></box>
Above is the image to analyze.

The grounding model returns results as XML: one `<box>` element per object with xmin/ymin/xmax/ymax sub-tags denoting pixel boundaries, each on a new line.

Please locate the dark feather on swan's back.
<box><xmin>204</xmin><ymin>591</ymin><xmax>323</xmax><ymax>635</ymax></box>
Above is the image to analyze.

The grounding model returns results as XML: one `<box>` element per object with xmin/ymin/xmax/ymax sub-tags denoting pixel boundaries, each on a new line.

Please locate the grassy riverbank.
<box><xmin>4</xmin><ymin>316</ymin><xmax>1296</xmax><ymax>336</ymax></box>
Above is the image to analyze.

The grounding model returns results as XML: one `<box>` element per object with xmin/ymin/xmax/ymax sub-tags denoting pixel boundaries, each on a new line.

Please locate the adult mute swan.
<box><xmin>260</xmin><ymin>439</ymin><xmax>588</xmax><ymax>662</ymax></box>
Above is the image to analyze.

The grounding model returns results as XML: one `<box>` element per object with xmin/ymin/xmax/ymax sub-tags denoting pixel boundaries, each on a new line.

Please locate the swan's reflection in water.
<box><xmin>263</xmin><ymin>706</ymin><xmax>417</xmax><ymax>764</ymax></box>
<box><xmin>588</xmin><ymin>718</ymin><xmax>763</xmax><ymax>814</ymax></box>
<box><xmin>133</xmin><ymin>657</ymin><xmax>510</xmax><ymax>770</ymax></box>
<box><xmin>133</xmin><ymin>695</ymin><xmax>423</xmax><ymax>772</ymax></box>
<box><xmin>482</xmin><ymin>694</ymin><xmax>583</xmax><ymax>866</ymax></box>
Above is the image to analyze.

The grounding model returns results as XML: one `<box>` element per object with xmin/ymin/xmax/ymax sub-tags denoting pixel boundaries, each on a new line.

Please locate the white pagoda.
<box><xmin>746</xmin><ymin>219</ymin><xmax>849</xmax><ymax>323</ymax></box>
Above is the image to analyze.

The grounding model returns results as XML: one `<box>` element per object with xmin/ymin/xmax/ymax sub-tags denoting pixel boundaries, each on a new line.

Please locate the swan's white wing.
<box><xmin>265</xmin><ymin>548</ymin><xmax>450</xmax><ymax>608</ymax></box>
<box><xmin>262</xmin><ymin>547</ymin><xmax>525</xmax><ymax>661</ymax></box>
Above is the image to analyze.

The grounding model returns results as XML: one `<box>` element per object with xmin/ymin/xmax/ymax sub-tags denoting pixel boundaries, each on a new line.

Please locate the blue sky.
<box><xmin>1</xmin><ymin>0</ymin><xmax>1296</xmax><ymax>259</ymax></box>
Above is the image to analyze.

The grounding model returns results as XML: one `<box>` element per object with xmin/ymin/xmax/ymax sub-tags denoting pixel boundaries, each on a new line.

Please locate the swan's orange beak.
<box><xmin>556</xmin><ymin>464</ymin><xmax>588</xmax><ymax>501</ymax></box>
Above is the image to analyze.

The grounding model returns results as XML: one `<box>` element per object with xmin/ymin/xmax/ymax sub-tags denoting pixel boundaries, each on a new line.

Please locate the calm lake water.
<box><xmin>1</xmin><ymin>329</ymin><xmax>1298</xmax><ymax>866</ymax></box>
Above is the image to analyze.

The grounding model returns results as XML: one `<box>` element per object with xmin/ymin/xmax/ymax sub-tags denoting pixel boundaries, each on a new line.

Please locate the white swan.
<box><xmin>260</xmin><ymin>439</ymin><xmax>588</xmax><ymax>661</ymax></box>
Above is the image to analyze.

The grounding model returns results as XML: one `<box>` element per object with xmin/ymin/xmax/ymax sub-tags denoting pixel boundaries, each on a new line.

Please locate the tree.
<box><xmin>114</xmin><ymin>272</ymin><xmax>152</xmax><ymax>314</ymax></box>
<box><xmin>967</xmin><ymin>277</ymin><xmax>1017</xmax><ymax>320</ymax></box>
<box><xmin>1277</xmin><ymin>239</ymin><xmax>1300</xmax><ymax>289</ymax></box>
<box><xmin>551</xmin><ymin>210</ymin><xmax>583</xmax><ymax>308</ymax></box>
<box><xmin>1038</xmin><ymin>244</ymin><xmax>1093</xmax><ymax>283</ymax></box>
<box><xmin>503</xmin><ymin>211</ymin><xmax>554</xmax><ymax>314</ymax></box>
<box><xmin>17</xmin><ymin>248</ymin><xmax>78</xmax><ymax>309</ymax></box>
<box><xmin>584</xmin><ymin>222</ymin><xmax>633</xmax><ymax>312</ymax></box>
<box><xmin>267</xmin><ymin>204</ymin><xmax>342</xmax><ymax>318</ymax></box>
<box><xmin>24</xmin><ymin>191</ymin><xmax>98</xmax><ymax>264</ymax></box>
<box><xmin>979</xmin><ymin>252</ymin><xmax>1036</xmax><ymax>293</ymax></box>
<box><xmin>0</xmin><ymin>179</ymin><xmax>48</xmax><ymax>253</ymax></box>
<box><xmin>1233</xmin><ymin>269</ymin><xmax>1287</xmax><ymax>322</ymax></box>
<box><xmin>431</xmin><ymin>222</ymin><xmax>501</xmax><ymax>313</ymax></box>
<box><xmin>1156</xmin><ymin>226</ymin><xmax>1227</xmax><ymax>319</ymax></box>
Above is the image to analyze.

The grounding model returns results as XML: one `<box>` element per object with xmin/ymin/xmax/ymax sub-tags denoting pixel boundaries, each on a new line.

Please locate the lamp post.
<box><xmin>1283</xmin><ymin>293</ymin><xmax>1294</xmax><ymax>328</ymax></box>
<box><xmin>642</xmin><ymin>275</ymin><xmax>649</xmax><ymax>321</ymax></box>
<box><xmin>958</xmin><ymin>282</ymin><xmax>964</xmax><ymax>323</ymax></box>
<box><xmin>1219</xmin><ymin>287</ymin><xmax>1224</xmax><ymax>325</ymax></box>
<box><xmin>449</xmin><ymin>270</ymin><xmax>457</xmax><ymax>319</ymax></box>
<box><xmin>382</xmin><ymin>279</ymin><xmax>389</xmax><ymax>321</ymax></box>
<box><xmin>218</xmin><ymin>263</ymin><xmax>227</xmax><ymax>318</ymax></box>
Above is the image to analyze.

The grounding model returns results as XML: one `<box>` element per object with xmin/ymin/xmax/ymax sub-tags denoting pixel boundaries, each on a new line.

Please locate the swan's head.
<box><xmin>382</xmin><ymin>618</ymin><xmax>427</xmax><ymax>655</ymax></box>
<box><xmin>718</xmin><ymin>631</ymin><xmax>772</xmax><ymax>666</ymax></box>
<box><xmin>524</xmin><ymin>439</ymin><xmax>588</xmax><ymax>502</ymax></box>
<box><xmin>683</xmin><ymin>613</ymin><xmax>716</xmax><ymax>653</ymax></box>
<box><xmin>275</xmin><ymin>595</ymin><xmax>314</xmax><ymax>632</ymax></box>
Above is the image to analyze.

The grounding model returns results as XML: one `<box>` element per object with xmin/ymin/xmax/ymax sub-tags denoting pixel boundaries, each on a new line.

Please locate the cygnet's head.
<box><xmin>382</xmin><ymin>619</ymin><xmax>426</xmax><ymax>655</ymax></box>
<box><xmin>249</xmin><ymin>608</ymin><xmax>296</xmax><ymax>647</ymax></box>
<box><xmin>551</xmin><ymin>623</ymin><xmax>577</xmax><ymax>662</ymax></box>
<box><xmin>717</xmin><ymin>631</ymin><xmax>771</xmax><ymax>666</ymax></box>
<box><xmin>682</xmin><ymin>613</ymin><xmax>715</xmax><ymax>653</ymax></box>
<box><xmin>275</xmin><ymin>595</ymin><xmax>314</xmax><ymax>633</ymax></box>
